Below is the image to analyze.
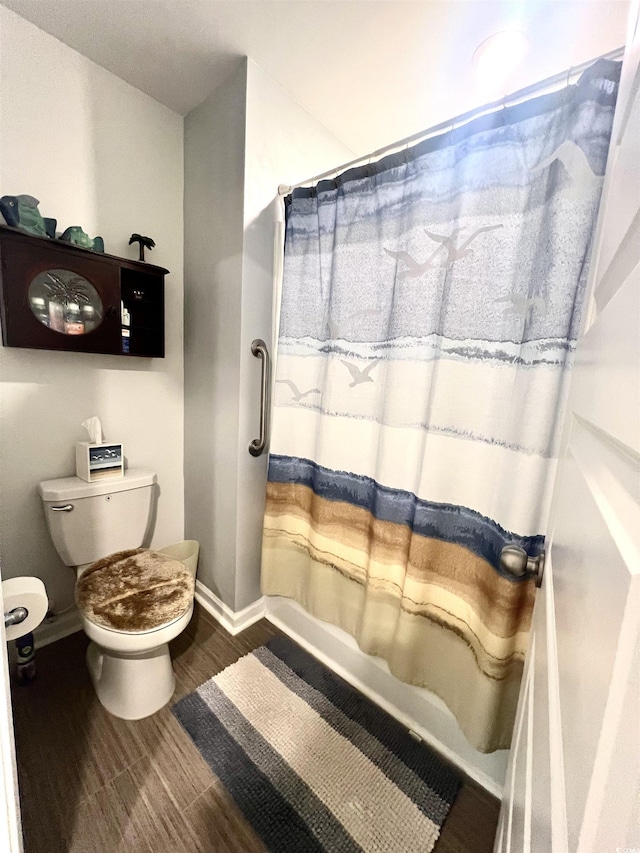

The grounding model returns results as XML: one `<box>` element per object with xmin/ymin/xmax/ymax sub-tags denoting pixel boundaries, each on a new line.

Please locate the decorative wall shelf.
<box><xmin>0</xmin><ymin>226</ymin><xmax>166</xmax><ymax>357</ymax></box>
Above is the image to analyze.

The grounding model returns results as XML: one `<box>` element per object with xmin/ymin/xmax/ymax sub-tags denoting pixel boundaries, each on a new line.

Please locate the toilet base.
<box><xmin>86</xmin><ymin>641</ymin><xmax>176</xmax><ymax>720</ymax></box>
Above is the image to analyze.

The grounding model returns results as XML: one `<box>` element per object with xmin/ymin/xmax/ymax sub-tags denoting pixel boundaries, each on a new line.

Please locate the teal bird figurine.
<box><xmin>59</xmin><ymin>226</ymin><xmax>105</xmax><ymax>253</ymax></box>
<box><xmin>0</xmin><ymin>194</ymin><xmax>56</xmax><ymax>238</ymax></box>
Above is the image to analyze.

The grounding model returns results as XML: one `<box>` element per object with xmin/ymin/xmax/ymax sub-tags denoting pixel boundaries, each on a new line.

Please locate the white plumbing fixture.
<box><xmin>38</xmin><ymin>469</ymin><xmax>198</xmax><ymax>719</ymax></box>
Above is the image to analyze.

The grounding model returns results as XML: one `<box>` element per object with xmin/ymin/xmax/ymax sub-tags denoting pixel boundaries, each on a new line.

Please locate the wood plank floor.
<box><xmin>10</xmin><ymin>604</ymin><xmax>500</xmax><ymax>852</ymax></box>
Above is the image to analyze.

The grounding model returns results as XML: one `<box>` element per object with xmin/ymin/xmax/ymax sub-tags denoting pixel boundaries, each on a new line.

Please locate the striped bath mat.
<box><xmin>172</xmin><ymin>634</ymin><xmax>461</xmax><ymax>852</ymax></box>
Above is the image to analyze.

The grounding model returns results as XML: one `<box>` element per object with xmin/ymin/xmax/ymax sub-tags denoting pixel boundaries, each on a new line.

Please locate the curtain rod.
<box><xmin>278</xmin><ymin>45</ymin><xmax>624</xmax><ymax>196</ymax></box>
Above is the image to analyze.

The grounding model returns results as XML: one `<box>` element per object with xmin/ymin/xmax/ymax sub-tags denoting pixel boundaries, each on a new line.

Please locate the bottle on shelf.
<box><xmin>64</xmin><ymin>302</ymin><xmax>84</xmax><ymax>335</ymax></box>
<box><xmin>30</xmin><ymin>296</ymin><xmax>50</xmax><ymax>327</ymax></box>
<box><xmin>121</xmin><ymin>300</ymin><xmax>131</xmax><ymax>353</ymax></box>
<box><xmin>81</xmin><ymin>303</ymin><xmax>97</xmax><ymax>332</ymax></box>
<box><xmin>48</xmin><ymin>300</ymin><xmax>64</xmax><ymax>333</ymax></box>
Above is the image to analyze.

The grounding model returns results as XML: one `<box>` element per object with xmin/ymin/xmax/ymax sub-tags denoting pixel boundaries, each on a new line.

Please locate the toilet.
<box><xmin>38</xmin><ymin>469</ymin><xmax>198</xmax><ymax>720</ymax></box>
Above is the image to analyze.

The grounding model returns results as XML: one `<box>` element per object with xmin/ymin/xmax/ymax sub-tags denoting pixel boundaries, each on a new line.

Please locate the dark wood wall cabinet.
<box><xmin>0</xmin><ymin>226</ymin><xmax>166</xmax><ymax>357</ymax></box>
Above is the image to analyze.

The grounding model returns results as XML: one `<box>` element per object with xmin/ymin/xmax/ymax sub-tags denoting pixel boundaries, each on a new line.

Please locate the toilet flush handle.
<box><xmin>50</xmin><ymin>504</ymin><xmax>74</xmax><ymax>512</ymax></box>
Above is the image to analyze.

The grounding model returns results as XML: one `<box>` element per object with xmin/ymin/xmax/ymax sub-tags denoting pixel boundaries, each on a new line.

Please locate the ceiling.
<box><xmin>1</xmin><ymin>1</ymin><xmax>629</xmax><ymax>155</ymax></box>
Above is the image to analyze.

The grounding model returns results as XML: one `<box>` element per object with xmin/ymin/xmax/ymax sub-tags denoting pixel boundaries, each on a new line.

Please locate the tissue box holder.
<box><xmin>76</xmin><ymin>442</ymin><xmax>124</xmax><ymax>482</ymax></box>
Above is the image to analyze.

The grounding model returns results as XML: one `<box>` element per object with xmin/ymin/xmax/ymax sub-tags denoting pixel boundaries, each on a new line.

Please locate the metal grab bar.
<box><xmin>249</xmin><ymin>339</ymin><xmax>271</xmax><ymax>457</ymax></box>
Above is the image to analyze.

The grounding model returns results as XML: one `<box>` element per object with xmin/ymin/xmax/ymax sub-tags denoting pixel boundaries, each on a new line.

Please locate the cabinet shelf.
<box><xmin>0</xmin><ymin>225</ymin><xmax>166</xmax><ymax>358</ymax></box>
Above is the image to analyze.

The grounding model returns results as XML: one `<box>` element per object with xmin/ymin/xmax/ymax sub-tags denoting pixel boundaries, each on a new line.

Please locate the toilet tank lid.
<box><xmin>38</xmin><ymin>468</ymin><xmax>157</xmax><ymax>501</ymax></box>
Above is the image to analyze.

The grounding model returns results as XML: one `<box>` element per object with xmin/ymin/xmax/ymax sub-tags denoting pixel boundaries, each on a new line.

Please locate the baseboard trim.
<box><xmin>265</xmin><ymin>596</ymin><xmax>506</xmax><ymax>799</ymax></box>
<box><xmin>35</xmin><ymin>609</ymin><xmax>82</xmax><ymax>648</ymax></box>
<box><xmin>195</xmin><ymin>582</ymin><xmax>266</xmax><ymax>636</ymax></box>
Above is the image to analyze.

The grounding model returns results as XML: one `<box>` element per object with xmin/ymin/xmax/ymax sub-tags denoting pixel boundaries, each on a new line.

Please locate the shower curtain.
<box><xmin>261</xmin><ymin>60</ymin><xmax>620</xmax><ymax>753</ymax></box>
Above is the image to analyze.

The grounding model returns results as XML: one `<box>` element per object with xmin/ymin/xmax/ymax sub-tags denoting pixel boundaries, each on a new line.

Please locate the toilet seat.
<box><xmin>81</xmin><ymin>602</ymin><xmax>191</xmax><ymax>635</ymax></box>
<box><xmin>80</xmin><ymin>600</ymin><xmax>195</xmax><ymax>657</ymax></box>
<box><xmin>76</xmin><ymin>547</ymin><xmax>195</xmax><ymax>633</ymax></box>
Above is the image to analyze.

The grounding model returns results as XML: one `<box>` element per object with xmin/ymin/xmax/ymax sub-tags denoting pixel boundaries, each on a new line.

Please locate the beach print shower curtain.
<box><xmin>262</xmin><ymin>60</ymin><xmax>620</xmax><ymax>752</ymax></box>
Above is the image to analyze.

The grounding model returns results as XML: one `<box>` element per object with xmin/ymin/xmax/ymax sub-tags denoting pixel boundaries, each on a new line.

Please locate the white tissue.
<box><xmin>81</xmin><ymin>417</ymin><xmax>103</xmax><ymax>445</ymax></box>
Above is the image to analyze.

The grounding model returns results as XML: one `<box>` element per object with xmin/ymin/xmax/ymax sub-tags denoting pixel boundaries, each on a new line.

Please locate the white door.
<box><xmin>0</xmin><ymin>575</ymin><xmax>24</xmax><ymax>851</ymax></box>
<box><xmin>495</xmin><ymin>4</ymin><xmax>640</xmax><ymax>852</ymax></box>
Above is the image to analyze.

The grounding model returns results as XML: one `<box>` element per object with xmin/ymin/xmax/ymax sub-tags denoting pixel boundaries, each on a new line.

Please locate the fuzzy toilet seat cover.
<box><xmin>76</xmin><ymin>548</ymin><xmax>195</xmax><ymax>632</ymax></box>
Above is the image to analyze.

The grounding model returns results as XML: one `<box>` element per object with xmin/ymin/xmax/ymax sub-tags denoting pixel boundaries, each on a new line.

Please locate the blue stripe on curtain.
<box><xmin>268</xmin><ymin>454</ymin><xmax>543</xmax><ymax>577</ymax></box>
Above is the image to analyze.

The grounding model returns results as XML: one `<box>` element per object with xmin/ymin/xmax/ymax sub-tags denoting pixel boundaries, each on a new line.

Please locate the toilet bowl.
<box><xmin>81</xmin><ymin>541</ymin><xmax>199</xmax><ymax>719</ymax></box>
<box><xmin>83</xmin><ymin>601</ymin><xmax>194</xmax><ymax>720</ymax></box>
<box><xmin>38</xmin><ymin>470</ymin><xmax>199</xmax><ymax>720</ymax></box>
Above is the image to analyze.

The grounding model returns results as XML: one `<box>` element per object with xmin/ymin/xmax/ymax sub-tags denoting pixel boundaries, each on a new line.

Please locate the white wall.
<box><xmin>0</xmin><ymin>8</ymin><xmax>184</xmax><ymax>612</ymax></box>
<box><xmin>183</xmin><ymin>61</ymin><xmax>247</xmax><ymax>608</ymax></box>
<box><xmin>184</xmin><ymin>59</ymin><xmax>353</xmax><ymax>611</ymax></box>
<box><xmin>235</xmin><ymin>60</ymin><xmax>354</xmax><ymax>609</ymax></box>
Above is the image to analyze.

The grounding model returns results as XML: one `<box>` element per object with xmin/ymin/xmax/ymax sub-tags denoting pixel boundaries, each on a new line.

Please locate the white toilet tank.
<box><xmin>38</xmin><ymin>469</ymin><xmax>157</xmax><ymax>567</ymax></box>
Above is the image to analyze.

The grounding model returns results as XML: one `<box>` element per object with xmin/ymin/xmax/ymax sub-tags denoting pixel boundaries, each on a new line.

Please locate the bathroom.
<box><xmin>0</xmin><ymin>1</ymin><xmax>638</xmax><ymax>851</ymax></box>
